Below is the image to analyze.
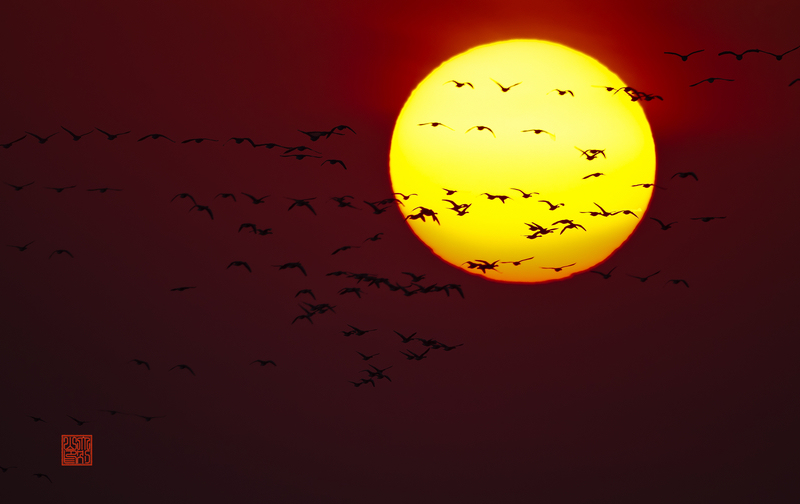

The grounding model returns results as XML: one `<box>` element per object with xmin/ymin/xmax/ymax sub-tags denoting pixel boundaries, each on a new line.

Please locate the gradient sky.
<box><xmin>2</xmin><ymin>1</ymin><xmax>799</xmax><ymax>502</ymax></box>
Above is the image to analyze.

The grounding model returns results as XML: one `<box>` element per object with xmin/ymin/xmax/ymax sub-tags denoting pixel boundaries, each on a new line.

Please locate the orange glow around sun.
<box><xmin>389</xmin><ymin>39</ymin><xmax>656</xmax><ymax>283</ymax></box>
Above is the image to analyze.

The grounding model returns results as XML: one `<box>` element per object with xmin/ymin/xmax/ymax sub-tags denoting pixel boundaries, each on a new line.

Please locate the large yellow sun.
<box><xmin>389</xmin><ymin>39</ymin><xmax>656</xmax><ymax>283</ymax></box>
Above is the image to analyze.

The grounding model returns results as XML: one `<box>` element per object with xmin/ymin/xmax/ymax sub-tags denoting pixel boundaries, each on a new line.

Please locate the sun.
<box><xmin>389</xmin><ymin>39</ymin><xmax>656</xmax><ymax>283</ymax></box>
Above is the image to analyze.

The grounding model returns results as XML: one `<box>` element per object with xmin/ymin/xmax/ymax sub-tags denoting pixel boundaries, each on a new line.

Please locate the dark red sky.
<box><xmin>2</xmin><ymin>1</ymin><xmax>799</xmax><ymax>502</ymax></box>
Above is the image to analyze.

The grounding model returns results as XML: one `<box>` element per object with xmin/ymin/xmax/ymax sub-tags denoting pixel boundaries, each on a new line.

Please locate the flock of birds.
<box><xmin>3</xmin><ymin>43</ymin><xmax>772</xmax><ymax>483</ymax></box>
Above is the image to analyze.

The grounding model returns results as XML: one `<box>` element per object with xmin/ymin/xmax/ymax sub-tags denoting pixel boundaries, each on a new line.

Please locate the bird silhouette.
<box><xmin>6</xmin><ymin>181</ymin><xmax>34</xmax><ymax>191</ymax></box>
<box><xmin>135</xmin><ymin>415</ymin><xmax>166</xmax><ymax>422</ymax></box>
<box><xmin>227</xmin><ymin>261</ymin><xmax>252</xmax><ymax>272</ymax></box>
<box><xmin>321</xmin><ymin>159</ymin><xmax>347</xmax><ymax>169</ymax></box>
<box><xmin>189</xmin><ymin>204</ymin><xmax>214</xmax><ymax>220</ymax></box>
<box><xmin>589</xmin><ymin>266</ymin><xmax>616</xmax><ymax>279</ymax></box>
<box><xmin>2</xmin><ymin>135</ymin><xmax>27</xmax><ymax>148</ymax></box>
<box><xmin>690</xmin><ymin>216</ymin><xmax>726</xmax><ymax>222</ymax></box>
<box><xmin>480</xmin><ymin>193</ymin><xmax>512</xmax><ymax>203</ymax></box>
<box><xmin>357</xmin><ymin>352</ymin><xmax>379</xmax><ymax>360</ymax></box>
<box><xmin>672</xmin><ymin>172</ymin><xmax>698</xmax><ymax>181</ymax></box>
<box><xmin>61</xmin><ymin>126</ymin><xmax>93</xmax><ymax>141</ymax></box>
<box><xmin>664</xmin><ymin>49</ymin><xmax>704</xmax><ymax>61</ymax></box>
<box><xmin>628</xmin><ymin>271</ymin><xmax>660</xmax><ymax>282</ymax></box>
<box><xmin>257</xmin><ymin>142</ymin><xmax>290</xmax><ymax>149</ymax></box>
<box><xmin>171</xmin><ymin>193</ymin><xmax>196</xmax><ymax>204</ymax></box>
<box><xmin>96</xmin><ymin>128</ymin><xmax>130</xmax><ymax>140</ymax></box>
<box><xmin>542</xmin><ymin>263</ymin><xmax>576</xmax><ymax>272</ymax></box>
<box><xmin>444</xmin><ymin>80</ymin><xmax>473</xmax><ymax>88</ymax></box>
<box><xmin>339</xmin><ymin>287</ymin><xmax>364</xmax><ymax>298</ymax></box>
<box><xmin>26</xmin><ymin>131</ymin><xmax>58</xmax><ymax>144</ymax></box>
<box><xmin>273</xmin><ymin>262</ymin><xmax>307</xmax><ymax>276</ymax></box>
<box><xmin>521</xmin><ymin>128</ymin><xmax>555</xmax><ymax>140</ymax></box>
<box><xmin>442</xmin><ymin>188</ymin><xmax>458</xmax><ymax>196</ymax></box>
<box><xmin>394</xmin><ymin>330</ymin><xmax>417</xmax><ymax>343</ymax></box>
<box><xmin>182</xmin><ymin>137</ymin><xmax>218</xmax><ymax>144</ymax></box>
<box><xmin>171</xmin><ymin>286</ymin><xmax>195</xmax><ymax>292</ymax></box>
<box><xmin>241</xmin><ymin>193</ymin><xmax>269</xmax><ymax>204</ymax></box>
<box><xmin>28</xmin><ymin>415</ymin><xmax>46</xmax><ymax>422</ymax></box>
<box><xmin>251</xmin><ymin>360</ymin><xmax>277</xmax><ymax>366</ymax></box>
<box><xmin>393</xmin><ymin>192</ymin><xmax>418</xmax><ymax>200</ymax></box>
<box><xmin>491</xmin><ymin>78</ymin><xmax>521</xmax><ymax>92</ymax></box>
<box><xmin>280</xmin><ymin>154</ymin><xmax>321</xmax><ymax>160</ymax></box>
<box><xmin>347</xmin><ymin>325</ymin><xmax>376</xmax><ymax>336</ymax></box>
<box><xmin>548</xmin><ymin>89</ymin><xmax>574</xmax><ymax>96</ymax></box>
<box><xmin>8</xmin><ymin>241</ymin><xmax>34</xmax><ymax>251</ymax></box>
<box><xmin>559</xmin><ymin>221</ymin><xmax>587</xmax><ymax>234</ymax></box>
<box><xmin>49</xmin><ymin>249</ymin><xmax>73</xmax><ymax>259</ymax></box>
<box><xmin>363</xmin><ymin>201</ymin><xmax>388</xmax><ymax>214</ymax></box>
<box><xmin>401</xmin><ymin>272</ymin><xmax>426</xmax><ymax>283</ymax></box>
<box><xmin>138</xmin><ymin>133</ymin><xmax>175</xmax><ymax>142</ymax></box>
<box><xmin>538</xmin><ymin>200</ymin><xmax>564</xmax><ymax>210</ymax></box>
<box><xmin>67</xmin><ymin>415</ymin><xmax>89</xmax><ymax>426</ymax></box>
<box><xmin>718</xmin><ymin>49</ymin><xmax>760</xmax><ymax>60</ymax></box>
<box><xmin>650</xmin><ymin>218</ymin><xmax>677</xmax><ymax>230</ymax></box>
<box><xmin>665</xmin><ymin>279</ymin><xmax>690</xmax><ymax>287</ymax></box>
<box><xmin>33</xmin><ymin>473</ymin><xmax>52</xmax><ymax>483</ymax></box>
<box><xmin>440</xmin><ymin>342</ymin><xmax>464</xmax><ymax>351</ymax></box>
<box><xmin>364</xmin><ymin>232</ymin><xmax>384</xmax><ymax>242</ymax></box>
<box><xmin>440</xmin><ymin>283</ymin><xmax>465</xmax><ymax>298</ymax></box>
<box><xmin>238</xmin><ymin>223</ymin><xmax>258</xmax><ymax>234</ymax></box>
<box><xmin>215</xmin><ymin>193</ymin><xmax>237</xmax><ymax>201</ymax></box>
<box><xmin>98</xmin><ymin>409</ymin><xmax>125</xmax><ymax>415</ymax></box>
<box><xmin>576</xmin><ymin>147</ymin><xmax>606</xmax><ymax>160</ymax></box>
<box><xmin>401</xmin><ymin>348</ymin><xmax>430</xmax><ymax>361</ymax></box>
<box><xmin>418</xmin><ymin>122</ymin><xmax>454</xmax><ymax>130</ymax></box>
<box><xmin>283</xmin><ymin>145</ymin><xmax>321</xmax><ymax>154</ymax></box>
<box><xmin>510</xmin><ymin>188</ymin><xmax>539</xmax><ymax>198</ymax></box>
<box><xmin>224</xmin><ymin>137</ymin><xmax>257</xmax><ymax>146</ymax></box>
<box><xmin>169</xmin><ymin>364</ymin><xmax>195</xmax><ymax>376</ymax></box>
<box><xmin>409</xmin><ymin>206</ymin><xmax>440</xmax><ymax>224</ymax></box>
<box><xmin>466</xmin><ymin>126</ymin><xmax>496</xmax><ymax>137</ymax></box>
<box><xmin>582</xmin><ymin>172</ymin><xmax>604</xmax><ymax>179</ymax></box>
<box><xmin>501</xmin><ymin>256</ymin><xmax>534</xmax><ymax>266</ymax></box>
<box><xmin>632</xmin><ymin>183</ymin><xmax>665</xmax><ymax>189</ymax></box>
<box><xmin>328</xmin><ymin>124</ymin><xmax>356</xmax><ymax>135</ymax></box>
<box><xmin>690</xmin><ymin>77</ymin><xmax>734</xmax><ymax>87</ymax></box>
<box><xmin>758</xmin><ymin>45</ymin><xmax>800</xmax><ymax>60</ymax></box>
<box><xmin>0</xmin><ymin>466</ymin><xmax>18</xmax><ymax>472</ymax></box>
<box><xmin>612</xmin><ymin>209</ymin><xmax>639</xmax><ymax>219</ymax></box>
<box><xmin>287</xmin><ymin>197</ymin><xmax>317</xmax><ymax>215</ymax></box>
<box><xmin>45</xmin><ymin>185</ymin><xmax>77</xmax><ymax>192</ymax></box>
<box><xmin>333</xmin><ymin>245</ymin><xmax>360</xmax><ymax>255</ymax></box>
<box><xmin>87</xmin><ymin>187</ymin><xmax>122</xmax><ymax>193</ymax></box>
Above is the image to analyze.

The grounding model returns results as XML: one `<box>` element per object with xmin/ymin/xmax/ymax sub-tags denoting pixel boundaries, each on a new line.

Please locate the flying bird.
<box><xmin>182</xmin><ymin>137</ymin><xmax>218</xmax><ymax>144</ymax></box>
<box><xmin>238</xmin><ymin>223</ymin><xmax>257</xmax><ymax>233</ymax></box>
<box><xmin>189</xmin><ymin>204</ymin><xmax>214</xmax><ymax>220</ymax></box>
<box><xmin>665</xmin><ymin>279</ymin><xmax>690</xmax><ymax>287</ymax></box>
<box><xmin>357</xmin><ymin>352</ymin><xmax>380</xmax><ymax>360</ymax></box>
<box><xmin>224</xmin><ymin>137</ymin><xmax>257</xmax><ymax>146</ymax></box>
<box><xmin>241</xmin><ymin>193</ymin><xmax>269</xmax><ymax>204</ymax></box>
<box><xmin>61</xmin><ymin>126</ymin><xmax>93</xmax><ymax>141</ymax></box>
<box><xmin>501</xmin><ymin>257</ymin><xmax>534</xmax><ymax>266</ymax></box>
<box><xmin>790</xmin><ymin>79</ymin><xmax>800</xmax><ymax>86</ymax></box>
<box><xmin>287</xmin><ymin>197</ymin><xmax>317</xmax><ymax>215</ymax></box>
<box><xmin>363</xmin><ymin>201</ymin><xmax>388</xmax><ymax>214</ymax></box>
<box><xmin>321</xmin><ymin>159</ymin><xmax>347</xmax><ymax>169</ymax></box>
<box><xmin>283</xmin><ymin>145</ymin><xmax>321</xmax><ymax>154</ymax></box>
<box><xmin>280</xmin><ymin>154</ymin><xmax>321</xmax><ymax>160</ymax></box>
<box><xmin>332</xmin><ymin>245</ymin><xmax>360</xmax><ymax>255</ymax></box>
<box><xmin>273</xmin><ymin>262</ymin><xmax>307</xmax><ymax>276</ymax></box>
<box><xmin>171</xmin><ymin>193</ymin><xmax>196</xmax><ymax>204</ymax></box>
<box><xmin>650</xmin><ymin>218</ymin><xmax>677</xmax><ymax>230</ymax></box>
<box><xmin>689</xmin><ymin>77</ymin><xmax>734</xmax><ymax>87</ymax></box>
<box><xmin>6</xmin><ymin>181</ymin><xmax>34</xmax><ymax>191</ymax></box>
<box><xmin>28</xmin><ymin>415</ymin><xmax>46</xmax><ymax>422</ymax></box>
<box><xmin>691</xmin><ymin>216</ymin><xmax>726</xmax><ymax>222</ymax></box>
<box><xmin>664</xmin><ymin>49</ymin><xmax>704</xmax><ymax>61</ymax></box>
<box><xmin>87</xmin><ymin>187</ymin><xmax>122</xmax><ymax>193</ymax></box>
<box><xmin>49</xmin><ymin>249</ymin><xmax>73</xmax><ymax>259</ymax></box>
<box><xmin>717</xmin><ymin>49</ymin><xmax>759</xmax><ymax>60</ymax></box>
<box><xmin>466</xmin><ymin>125</ymin><xmax>496</xmax><ymax>137</ymax></box>
<box><xmin>548</xmin><ymin>89</ymin><xmax>574</xmax><ymax>96</ymax></box>
<box><xmin>95</xmin><ymin>128</ymin><xmax>130</xmax><ymax>140</ymax></box>
<box><xmin>33</xmin><ymin>473</ymin><xmax>52</xmax><ymax>483</ymax></box>
<box><xmin>138</xmin><ymin>133</ymin><xmax>175</xmax><ymax>142</ymax></box>
<box><xmin>480</xmin><ymin>193</ymin><xmax>512</xmax><ymax>203</ymax></box>
<box><xmin>542</xmin><ymin>263</ymin><xmax>576</xmax><ymax>272</ymax></box>
<box><xmin>347</xmin><ymin>325</ymin><xmax>376</xmax><ymax>336</ymax></box>
<box><xmin>418</xmin><ymin>122</ymin><xmax>454</xmax><ymax>130</ymax></box>
<box><xmin>227</xmin><ymin>261</ymin><xmax>252</xmax><ymax>272</ymax></box>
<box><xmin>632</xmin><ymin>183</ymin><xmax>665</xmax><ymax>189</ymax></box>
<box><xmin>521</xmin><ymin>128</ymin><xmax>555</xmax><ymax>140</ymax></box>
<box><xmin>589</xmin><ymin>266</ymin><xmax>616</xmax><ymax>279</ymax></box>
<box><xmin>0</xmin><ymin>466</ymin><xmax>17</xmax><ymax>472</ymax></box>
<box><xmin>444</xmin><ymin>80</ymin><xmax>473</xmax><ymax>88</ymax></box>
<box><xmin>757</xmin><ymin>45</ymin><xmax>800</xmax><ymax>60</ymax></box>
<box><xmin>402</xmin><ymin>272</ymin><xmax>426</xmax><ymax>282</ymax></box>
<box><xmin>442</xmin><ymin>188</ymin><xmax>458</xmax><ymax>196</ymax></box>
<box><xmin>251</xmin><ymin>360</ymin><xmax>277</xmax><ymax>366</ymax></box>
<box><xmin>393</xmin><ymin>192</ymin><xmax>417</xmax><ymax>200</ymax></box>
<box><xmin>364</xmin><ymin>232</ymin><xmax>384</xmax><ymax>242</ymax></box>
<box><xmin>169</xmin><ymin>364</ymin><xmax>196</xmax><ymax>376</ymax></box>
<box><xmin>394</xmin><ymin>330</ymin><xmax>417</xmax><ymax>343</ymax></box>
<box><xmin>26</xmin><ymin>131</ymin><xmax>58</xmax><ymax>143</ymax></box>
<box><xmin>298</xmin><ymin>130</ymin><xmax>332</xmax><ymax>141</ymax></box>
<box><xmin>491</xmin><ymin>78</ymin><xmax>521</xmax><ymax>92</ymax></box>
<box><xmin>582</xmin><ymin>172</ymin><xmax>604</xmax><ymax>179</ymax></box>
<box><xmin>576</xmin><ymin>147</ymin><xmax>606</xmax><ymax>160</ymax></box>
<box><xmin>672</xmin><ymin>172</ymin><xmax>698</xmax><ymax>180</ymax></box>
<box><xmin>538</xmin><ymin>200</ymin><xmax>564</xmax><ymax>210</ymax></box>
<box><xmin>628</xmin><ymin>271</ymin><xmax>660</xmax><ymax>282</ymax></box>
<box><xmin>8</xmin><ymin>241</ymin><xmax>35</xmax><ymax>251</ymax></box>
<box><xmin>135</xmin><ymin>415</ymin><xmax>166</xmax><ymax>422</ymax></box>
<box><xmin>67</xmin><ymin>415</ymin><xmax>89</xmax><ymax>426</ymax></box>
<box><xmin>171</xmin><ymin>286</ymin><xmax>195</xmax><ymax>292</ymax></box>
<box><xmin>510</xmin><ymin>188</ymin><xmax>539</xmax><ymax>198</ymax></box>
<box><xmin>45</xmin><ymin>185</ymin><xmax>77</xmax><ymax>192</ymax></box>
<box><xmin>328</xmin><ymin>124</ymin><xmax>356</xmax><ymax>135</ymax></box>
<box><xmin>1</xmin><ymin>135</ymin><xmax>27</xmax><ymax>148</ymax></box>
